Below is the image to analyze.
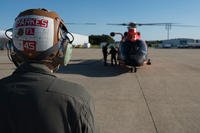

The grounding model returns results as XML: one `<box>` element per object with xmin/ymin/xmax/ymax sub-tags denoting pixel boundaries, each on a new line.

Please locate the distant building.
<box><xmin>160</xmin><ymin>38</ymin><xmax>200</xmax><ymax>48</ymax></box>
<box><xmin>71</xmin><ymin>33</ymin><xmax>90</xmax><ymax>48</ymax></box>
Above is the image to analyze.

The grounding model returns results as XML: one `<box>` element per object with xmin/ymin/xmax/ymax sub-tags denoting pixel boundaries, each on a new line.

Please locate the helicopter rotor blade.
<box><xmin>107</xmin><ymin>22</ymin><xmax>200</xmax><ymax>28</ymax></box>
<box><xmin>107</xmin><ymin>22</ymin><xmax>176</xmax><ymax>27</ymax></box>
<box><xmin>65</xmin><ymin>22</ymin><xmax>96</xmax><ymax>25</ymax></box>
<box><xmin>170</xmin><ymin>24</ymin><xmax>200</xmax><ymax>27</ymax></box>
<box><xmin>107</xmin><ymin>23</ymin><xmax>129</xmax><ymax>26</ymax></box>
<box><xmin>135</xmin><ymin>23</ymin><xmax>175</xmax><ymax>26</ymax></box>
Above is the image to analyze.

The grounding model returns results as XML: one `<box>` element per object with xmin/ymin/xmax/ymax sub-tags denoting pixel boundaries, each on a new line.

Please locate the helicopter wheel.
<box><xmin>134</xmin><ymin>67</ymin><xmax>137</xmax><ymax>72</ymax></box>
<box><xmin>130</xmin><ymin>67</ymin><xmax>137</xmax><ymax>73</ymax></box>
<box><xmin>130</xmin><ymin>67</ymin><xmax>133</xmax><ymax>72</ymax></box>
<box><xmin>147</xmin><ymin>59</ymin><xmax>151</xmax><ymax>65</ymax></box>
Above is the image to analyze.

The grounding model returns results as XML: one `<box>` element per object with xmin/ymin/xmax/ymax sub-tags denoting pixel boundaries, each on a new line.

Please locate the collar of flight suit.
<box><xmin>13</xmin><ymin>62</ymin><xmax>56</xmax><ymax>77</ymax></box>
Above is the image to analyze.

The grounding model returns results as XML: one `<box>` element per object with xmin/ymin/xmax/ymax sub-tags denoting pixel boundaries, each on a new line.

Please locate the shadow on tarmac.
<box><xmin>56</xmin><ymin>59</ymin><xmax>129</xmax><ymax>77</ymax></box>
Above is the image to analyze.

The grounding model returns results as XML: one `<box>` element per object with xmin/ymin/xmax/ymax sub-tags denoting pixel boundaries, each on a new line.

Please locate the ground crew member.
<box><xmin>0</xmin><ymin>8</ymin><xmax>96</xmax><ymax>133</ymax></box>
<box><xmin>102</xmin><ymin>43</ymin><xmax>109</xmax><ymax>66</ymax></box>
<box><xmin>109</xmin><ymin>46</ymin><xmax>118</xmax><ymax>66</ymax></box>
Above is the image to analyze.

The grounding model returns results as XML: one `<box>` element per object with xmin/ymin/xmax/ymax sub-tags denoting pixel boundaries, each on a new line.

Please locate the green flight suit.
<box><xmin>0</xmin><ymin>63</ymin><xmax>96</xmax><ymax>133</ymax></box>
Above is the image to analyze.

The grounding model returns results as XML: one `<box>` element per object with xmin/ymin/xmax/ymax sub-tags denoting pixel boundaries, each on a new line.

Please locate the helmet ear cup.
<box><xmin>53</xmin><ymin>38</ymin><xmax>72</xmax><ymax>66</ymax></box>
<box><xmin>55</xmin><ymin>24</ymin><xmax>73</xmax><ymax>66</ymax></box>
<box><xmin>63</xmin><ymin>41</ymin><xmax>72</xmax><ymax>65</ymax></box>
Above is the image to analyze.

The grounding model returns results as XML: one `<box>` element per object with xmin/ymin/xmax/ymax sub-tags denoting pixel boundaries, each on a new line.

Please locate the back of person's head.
<box><xmin>6</xmin><ymin>8</ymin><xmax>74</xmax><ymax>71</ymax></box>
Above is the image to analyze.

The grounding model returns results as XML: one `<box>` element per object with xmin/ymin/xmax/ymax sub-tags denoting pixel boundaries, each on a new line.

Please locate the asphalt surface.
<box><xmin>1</xmin><ymin>48</ymin><xmax>200</xmax><ymax>133</ymax></box>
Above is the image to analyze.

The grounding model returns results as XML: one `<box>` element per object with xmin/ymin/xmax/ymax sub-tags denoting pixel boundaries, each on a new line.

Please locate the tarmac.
<box><xmin>1</xmin><ymin>48</ymin><xmax>200</xmax><ymax>133</ymax></box>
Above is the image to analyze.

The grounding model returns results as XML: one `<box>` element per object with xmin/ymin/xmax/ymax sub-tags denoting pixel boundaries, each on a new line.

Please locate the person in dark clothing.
<box><xmin>109</xmin><ymin>46</ymin><xmax>118</xmax><ymax>66</ymax></box>
<box><xmin>102</xmin><ymin>43</ymin><xmax>109</xmax><ymax>66</ymax></box>
<box><xmin>0</xmin><ymin>8</ymin><xmax>96</xmax><ymax>133</ymax></box>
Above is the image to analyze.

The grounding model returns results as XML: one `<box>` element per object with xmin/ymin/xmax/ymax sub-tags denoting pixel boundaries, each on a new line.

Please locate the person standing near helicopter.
<box><xmin>0</xmin><ymin>8</ymin><xmax>96</xmax><ymax>133</ymax></box>
<box><xmin>109</xmin><ymin>46</ymin><xmax>118</xmax><ymax>66</ymax></box>
<box><xmin>102</xmin><ymin>42</ymin><xmax>109</xmax><ymax>66</ymax></box>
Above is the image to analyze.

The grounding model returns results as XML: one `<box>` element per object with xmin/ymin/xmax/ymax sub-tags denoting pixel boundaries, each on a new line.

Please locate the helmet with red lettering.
<box><xmin>7</xmin><ymin>8</ymin><xmax>73</xmax><ymax>70</ymax></box>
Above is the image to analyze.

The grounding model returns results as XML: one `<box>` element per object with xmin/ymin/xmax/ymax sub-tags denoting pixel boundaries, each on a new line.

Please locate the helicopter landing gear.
<box><xmin>147</xmin><ymin>59</ymin><xmax>151</xmax><ymax>65</ymax></box>
<box><xmin>130</xmin><ymin>66</ymin><xmax>137</xmax><ymax>73</ymax></box>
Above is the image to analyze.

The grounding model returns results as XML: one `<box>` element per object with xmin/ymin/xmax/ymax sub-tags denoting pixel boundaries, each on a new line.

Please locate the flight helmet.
<box><xmin>7</xmin><ymin>8</ymin><xmax>73</xmax><ymax>70</ymax></box>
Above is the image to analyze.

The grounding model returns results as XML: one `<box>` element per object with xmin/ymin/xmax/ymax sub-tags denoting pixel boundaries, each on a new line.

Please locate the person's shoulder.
<box><xmin>48</xmin><ymin>78</ymin><xmax>92</xmax><ymax>103</ymax></box>
<box><xmin>0</xmin><ymin>75</ymin><xmax>14</xmax><ymax>93</ymax></box>
<box><xmin>0</xmin><ymin>75</ymin><xmax>12</xmax><ymax>85</ymax></box>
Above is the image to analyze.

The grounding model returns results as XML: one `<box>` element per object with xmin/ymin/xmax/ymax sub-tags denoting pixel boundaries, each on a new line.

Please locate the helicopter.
<box><xmin>108</xmin><ymin>22</ymin><xmax>200</xmax><ymax>72</ymax></box>
<box><xmin>108</xmin><ymin>22</ymin><xmax>155</xmax><ymax>72</ymax></box>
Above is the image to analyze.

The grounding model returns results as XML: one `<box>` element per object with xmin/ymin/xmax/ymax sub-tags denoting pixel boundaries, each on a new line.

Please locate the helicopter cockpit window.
<box><xmin>120</xmin><ymin>40</ymin><xmax>147</xmax><ymax>60</ymax></box>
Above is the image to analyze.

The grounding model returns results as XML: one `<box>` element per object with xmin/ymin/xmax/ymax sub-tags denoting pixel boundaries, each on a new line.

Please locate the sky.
<box><xmin>1</xmin><ymin>0</ymin><xmax>200</xmax><ymax>41</ymax></box>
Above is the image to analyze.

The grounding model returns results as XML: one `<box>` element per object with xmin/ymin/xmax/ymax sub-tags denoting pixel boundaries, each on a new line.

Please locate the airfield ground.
<box><xmin>1</xmin><ymin>48</ymin><xmax>200</xmax><ymax>133</ymax></box>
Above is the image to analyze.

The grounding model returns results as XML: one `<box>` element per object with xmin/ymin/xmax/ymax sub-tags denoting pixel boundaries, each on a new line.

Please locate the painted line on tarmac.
<box><xmin>135</xmin><ymin>74</ymin><xmax>159</xmax><ymax>133</ymax></box>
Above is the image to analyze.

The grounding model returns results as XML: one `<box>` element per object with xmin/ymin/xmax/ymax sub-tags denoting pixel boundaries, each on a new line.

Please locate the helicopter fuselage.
<box><xmin>118</xmin><ymin>39</ymin><xmax>148</xmax><ymax>67</ymax></box>
<box><xmin>110</xmin><ymin>26</ymin><xmax>151</xmax><ymax>72</ymax></box>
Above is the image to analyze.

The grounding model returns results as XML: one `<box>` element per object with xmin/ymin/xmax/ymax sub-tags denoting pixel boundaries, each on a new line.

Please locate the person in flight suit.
<box><xmin>102</xmin><ymin>43</ymin><xmax>109</xmax><ymax>66</ymax></box>
<box><xmin>0</xmin><ymin>8</ymin><xmax>96</xmax><ymax>133</ymax></box>
<box><xmin>109</xmin><ymin>46</ymin><xmax>118</xmax><ymax>66</ymax></box>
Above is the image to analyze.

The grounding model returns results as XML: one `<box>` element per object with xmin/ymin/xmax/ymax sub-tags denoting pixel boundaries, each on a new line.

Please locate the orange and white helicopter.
<box><xmin>108</xmin><ymin>22</ymin><xmax>158</xmax><ymax>72</ymax></box>
<box><xmin>108</xmin><ymin>22</ymin><xmax>199</xmax><ymax>72</ymax></box>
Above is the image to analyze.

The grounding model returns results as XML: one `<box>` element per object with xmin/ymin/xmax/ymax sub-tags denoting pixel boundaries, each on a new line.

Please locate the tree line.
<box><xmin>89</xmin><ymin>34</ymin><xmax>114</xmax><ymax>45</ymax></box>
<box><xmin>89</xmin><ymin>34</ymin><xmax>162</xmax><ymax>48</ymax></box>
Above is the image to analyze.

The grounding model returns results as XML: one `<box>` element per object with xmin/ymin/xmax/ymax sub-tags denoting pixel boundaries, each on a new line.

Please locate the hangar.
<box><xmin>71</xmin><ymin>33</ymin><xmax>90</xmax><ymax>48</ymax></box>
<box><xmin>159</xmin><ymin>38</ymin><xmax>200</xmax><ymax>48</ymax></box>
